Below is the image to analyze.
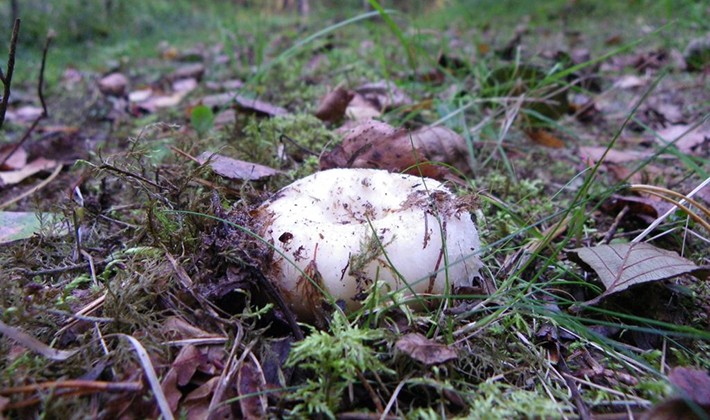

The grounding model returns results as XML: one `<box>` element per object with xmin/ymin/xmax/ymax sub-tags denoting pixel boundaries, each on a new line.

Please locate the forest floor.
<box><xmin>1</xmin><ymin>1</ymin><xmax>709</xmax><ymax>418</ymax></box>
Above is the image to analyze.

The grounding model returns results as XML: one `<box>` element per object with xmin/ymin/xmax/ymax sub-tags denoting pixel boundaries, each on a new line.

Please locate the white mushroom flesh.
<box><xmin>254</xmin><ymin>168</ymin><xmax>482</xmax><ymax>319</ymax></box>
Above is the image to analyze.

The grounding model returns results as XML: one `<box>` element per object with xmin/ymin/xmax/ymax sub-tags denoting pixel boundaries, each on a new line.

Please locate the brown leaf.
<box><xmin>579</xmin><ymin>146</ymin><xmax>674</xmax><ymax>164</ymax></box>
<box><xmin>237</xmin><ymin>353</ymin><xmax>268</xmax><ymax>420</ymax></box>
<box><xmin>0</xmin><ymin>319</ymin><xmax>77</xmax><ymax>361</ymax></box>
<box><xmin>314</xmin><ymin>85</ymin><xmax>354</xmax><ymax>123</ymax></box>
<box><xmin>602</xmin><ymin>195</ymin><xmax>673</xmax><ymax>221</ymax></box>
<box><xmin>0</xmin><ymin>144</ymin><xmax>27</xmax><ymax>170</ymax></box>
<box><xmin>5</xmin><ymin>105</ymin><xmax>43</xmax><ymax>123</ymax></box>
<box><xmin>183</xmin><ymin>377</ymin><xmax>233</xmax><ymax>420</ymax></box>
<box><xmin>195</xmin><ymin>92</ymin><xmax>287</xmax><ymax>117</ymax></box>
<box><xmin>525</xmin><ymin>129</ymin><xmax>565</xmax><ymax>148</ymax></box>
<box><xmin>169</xmin><ymin>63</ymin><xmax>205</xmax><ymax>81</ymax></box>
<box><xmin>395</xmin><ymin>333</ymin><xmax>458</xmax><ymax>365</ymax></box>
<box><xmin>234</xmin><ymin>95</ymin><xmax>288</xmax><ymax>117</ymax></box>
<box><xmin>0</xmin><ymin>157</ymin><xmax>58</xmax><ymax>187</ymax></box>
<box><xmin>320</xmin><ymin>120</ymin><xmax>470</xmax><ymax>180</ymax></box>
<box><xmin>669</xmin><ymin>367</ymin><xmax>710</xmax><ymax>406</ymax></box>
<box><xmin>354</xmin><ymin>80</ymin><xmax>412</xmax><ymax>112</ymax></box>
<box><xmin>569</xmin><ymin>243</ymin><xmax>709</xmax><ymax>307</ymax></box>
<box><xmin>656</xmin><ymin>124</ymin><xmax>710</xmax><ymax>155</ymax></box>
<box><xmin>98</xmin><ymin>72</ymin><xmax>129</xmax><ymax>96</ymax></box>
<box><xmin>345</xmin><ymin>93</ymin><xmax>382</xmax><ymax>121</ymax></box>
<box><xmin>162</xmin><ymin>316</ymin><xmax>221</xmax><ymax>341</ymax></box>
<box><xmin>197</xmin><ymin>152</ymin><xmax>283</xmax><ymax>181</ymax></box>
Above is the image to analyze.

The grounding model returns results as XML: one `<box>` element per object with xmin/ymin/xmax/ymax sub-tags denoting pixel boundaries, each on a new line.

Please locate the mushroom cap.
<box><xmin>254</xmin><ymin>168</ymin><xmax>482</xmax><ymax>320</ymax></box>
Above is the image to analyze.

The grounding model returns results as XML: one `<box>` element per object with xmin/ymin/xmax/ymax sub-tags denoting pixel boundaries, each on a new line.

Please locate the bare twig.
<box><xmin>0</xmin><ymin>19</ymin><xmax>21</xmax><ymax>130</ymax></box>
<box><xmin>0</xmin><ymin>31</ymin><xmax>54</xmax><ymax>168</ymax></box>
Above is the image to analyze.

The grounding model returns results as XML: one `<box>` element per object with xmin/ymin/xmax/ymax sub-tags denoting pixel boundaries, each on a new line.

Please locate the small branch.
<box><xmin>0</xmin><ymin>30</ymin><xmax>53</xmax><ymax>168</ymax></box>
<box><xmin>0</xmin><ymin>19</ymin><xmax>21</xmax><ymax>130</ymax></box>
<box><xmin>37</xmin><ymin>31</ymin><xmax>54</xmax><ymax>116</ymax></box>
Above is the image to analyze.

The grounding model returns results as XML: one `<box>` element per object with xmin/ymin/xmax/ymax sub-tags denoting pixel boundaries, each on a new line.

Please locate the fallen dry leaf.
<box><xmin>395</xmin><ymin>333</ymin><xmax>458</xmax><ymax>365</ymax></box>
<box><xmin>0</xmin><ymin>157</ymin><xmax>58</xmax><ymax>187</ymax></box>
<box><xmin>5</xmin><ymin>105</ymin><xmax>43</xmax><ymax>123</ymax></box>
<box><xmin>345</xmin><ymin>93</ymin><xmax>382</xmax><ymax>121</ymax></box>
<box><xmin>98</xmin><ymin>72</ymin><xmax>129</xmax><ymax>96</ymax></box>
<box><xmin>197</xmin><ymin>152</ymin><xmax>283</xmax><ymax>181</ymax></box>
<box><xmin>173</xmin><ymin>78</ymin><xmax>199</xmax><ymax>94</ymax></box>
<box><xmin>656</xmin><ymin>123</ymin><xmax>710</xmax><ymax>155</ymax></box>
<box><xmin>237</xmin><ymin>353</ymin><xmax>268</xmax><ymax>420</ymax></box>
<box><xmin>525</xmin><ymin>129</ymin><xmax>565</xmax><ymax>148</ymax></box>
<box><xmin>569</xmin><ymin>242</ymin><xmax>709</xmax><ymax>307</ymax></box>
<box><xmin>354</xmin><ymin>80</ymin><xmax>412</xmax><ymax>112</ymax></box>
<box><xmin>320</xmin><ymin>119</ymin><xmax>470</xmax><ymax>180</ymax></box>
<box><xmin>602</xmin><ymin>194</ymin><xmax>673</xmax><ymax>222</ymax></box>
<box><xmin>314</xmin><ymin>85</ymin><xmax>354</xmax><ymax>123</ymax></box>
<box><xmin>234</xmin><ymin>95</ymin><xmax>288</xmax><ymax>117</ymax></box>
<box><xmin>612</xmin><ymin>74</ymin><xmax>648</xmax><ymax>89</ymax></box>
<box><xmin>193</xmin><ymin>92</ymin><xmax>288</xmax><ymax>117</ymax></box>
<box><xmin>669</xmin><ymin>367</ymin><xmax>710</xmax><ymax>406</ymax></box>
<box><xmin>645</xmin><ymin>367</ymin><xmax>710</xmax><ymax>419</ymax></box>
<box><xmin>182</xmin><ymin>377</ymin><xmax>233</xmax><ymax>420</ymax></box>
<box><xmin>0</xmin><ymin>319</ymin><xmax>77</xmax><ymax>361</ymax></box>
<box><xmin>169</xmin><ymin>63</ymin><xmax>205</xmax><ymax>81</ymax></box>
<box><xmin>0</xmin><ymin>144</ymin><xmax>27</xmax><ymax>170</ymax></box>
<box><xmin>579</xmin><ymin>146</ymin><xmax>674</xmax><ymax>164</ymax></box>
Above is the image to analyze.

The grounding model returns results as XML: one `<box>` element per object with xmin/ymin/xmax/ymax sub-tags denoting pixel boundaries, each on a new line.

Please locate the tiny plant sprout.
<box><xmin>254</xmin><ymin>168</ymin><xmax>482</xmax><ymax>320</ymax></box>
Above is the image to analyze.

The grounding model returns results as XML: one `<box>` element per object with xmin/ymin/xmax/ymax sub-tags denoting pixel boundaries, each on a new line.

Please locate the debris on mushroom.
<box><xmin>253</xmin><ymin>168</ymin><xmax>482</xmax><ymax>320</ymax></box>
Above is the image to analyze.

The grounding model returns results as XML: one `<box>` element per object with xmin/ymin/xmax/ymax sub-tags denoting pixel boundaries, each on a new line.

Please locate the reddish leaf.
<box><xmin>602</xmin><ymin>195</ymin><xmax>673</xmax><ymax>220</ymax></box>
<box><xmin>197</xmin><ymin>152</ymin><xmax>283</xmax><ymax>181</ymax></box>
<box><xmin>320</xmin><ymin>119</ymin><xmax>470</xmax><ymax>180</ymax></box>
<box><xmin>525</xmin><ymin>129</ymin><xmax>565</xmax><ymax>148</ymax></box>
<box><xmin>669</xmin><ymin>367</ymin><xmax>710</xmax><ymax>406</ymax></box>
<box><xmin>395</xmin><ymin>333</ymin><xmax>458</xmax><ymax>365</ymax></box>
<box><xmin>314</xmin><ymin>85</ymin><xmax>354</xmax><ymax>123</ymax></box>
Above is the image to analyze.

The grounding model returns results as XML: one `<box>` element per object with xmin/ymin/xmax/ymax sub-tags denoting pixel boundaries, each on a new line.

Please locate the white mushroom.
<box><xmin>254</xmin><ymin>168</ymin><xmax>482</xmax><ymax>320</ymax></box>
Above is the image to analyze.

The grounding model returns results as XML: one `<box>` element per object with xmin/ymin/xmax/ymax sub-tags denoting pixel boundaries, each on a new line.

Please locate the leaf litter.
<box><xmin>0</xmin><ymin>2</ymin><xmax>709</xmax><ymax>419</ymax></box>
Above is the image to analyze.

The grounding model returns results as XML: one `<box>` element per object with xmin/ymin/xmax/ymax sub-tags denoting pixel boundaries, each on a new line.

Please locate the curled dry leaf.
<box><xmin>320</xmin><ymin>119</ymin><xmax>470</xmax><ymax>180</ymax></box>
<box><xmin>314</xmin><ymin>85</ymin><xmax>354</xmax><ymax>123</ymax></box>
<box><xmin>395</xmin><ymin>333</ymin><xmax>458</xmax><ymax>365</ymax></box>
<box><xmin>197</xmin><ymin>152</ymin><xmax>283</xmax><ymax>181</ymax></box>
<box><xmin>569</xmin><ymin>242</ymin><xmax>709</xmax><ymax>308</ymax></box>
